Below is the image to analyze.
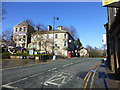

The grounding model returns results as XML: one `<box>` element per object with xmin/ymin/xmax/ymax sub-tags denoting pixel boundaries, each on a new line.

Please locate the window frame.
<box><xmin>15</xmin><ymin>28</ymin><xmax>18</xmax><ymax>32</ymax></box>
<box><xmin>23</xmin><ymin>27</ymin><xmax>26</xmax><ymax>31</ymax></box>
<box><xmin>64</xmin><ymin>41</ymin><xmax>67</xmax><ymax>46</ymax></box>
<box><xmin>64</xmin><ymin>34</ymin><xmax>66</xmax><ymax>39</ymax></box>
<box><xmin>19</xmin><ymin>27</ymin><xmax>22</xmax><ymax>31</ymax></box>
<box><xmin>54</xmin><ymin>41</ymin><xmax>58</xmax><ymax>47</ymax></box>
<box><xmin>55</xmin><ymin>34</ymin><xmax>58</xmax><ymax>38</ymax></box>
<box><xmin>46</xmin><ymin>34</ymin><xmax>49</xmax><ymax>39</ymax></box>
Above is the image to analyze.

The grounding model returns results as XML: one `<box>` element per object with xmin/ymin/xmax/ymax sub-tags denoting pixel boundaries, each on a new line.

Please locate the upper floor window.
<box><xmin>46</xmin><ymin>43</ymin><xmax>49</xmax><ymax>46</ymax></box>
<box><xmin>15</xmin><ymin>39</ymin><xmax>17</xmax><ymax>41</ymax></box>
<box><xmin>64</xmin><ymin>34</ymin><xmax>66</xmax><ymax>38</ymax></box>
<box><xmin>23</xmin><ymin>36</ymin><xmax>25</xmax><ymax>38</ymax></box>
<box><xmin>55</xmin><ymin>34</ymin><xmax>58</xmax><ymax>38</ymax></box>
<box><xmin>54</xmin><ymin>41</ymin><xmax>58</xmax><ymax>47</ymax></box>
<box><xmin>46</xmin><ymin>34</ymin><xmax>49</xmax><ymax>39</ymax></box>
<box><xmin>19</xmin><ymin>38</ymin><xmax>21</xmax><ymax>41</ymax></box>
<box><xmin>64</xmin><ymin>41</ymin><xmax>67</xmax><ymax>46</ymax></box>
<box><xmin>15</xmin><ymin>28</ymin><xmax>18</xmax><ymax>32</ymax></box>
<box><xmin>23</xmin><ymin>39</ymin><xmax>25</xmax><ymax>41</ymax></box>
<box><xmin>19</xmin><ymin>27</ymin><xmax>22</xmax><ymax>31</ymax></box>
<box><xmin>24</xmin><ymin>27</ymin><xmax>26</xmax><ymax>31</ymax></box>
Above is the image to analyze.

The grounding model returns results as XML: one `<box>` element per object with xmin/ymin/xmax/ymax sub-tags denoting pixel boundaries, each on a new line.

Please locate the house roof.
<box><xmin>32</xmin><ymin>29</ymin><xmax>75</xmax><ymax>41</ymax></box>
<box><xmin>15</xmin><ymin>20</ymin><xmax>31</xmax><ymax>26</ymax></box>
<box><xmin>80</xmin><ymin>47</ymin><xmax>88</xmax><ymax>50</ymax></box>
<box><xmin>33</xmin><ymin>29</ymin><xmax>68</xmax><ymax>34</ymax></box>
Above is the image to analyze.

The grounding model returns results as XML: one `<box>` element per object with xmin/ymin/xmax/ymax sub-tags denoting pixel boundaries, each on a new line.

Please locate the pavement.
<box><xmin>93</xmin><ymin>60</ymin><xmax>120</xmax><ymax>89</ymax></box>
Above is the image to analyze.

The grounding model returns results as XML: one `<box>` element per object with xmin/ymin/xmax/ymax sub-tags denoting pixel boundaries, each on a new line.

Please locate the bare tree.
<box><xmin>41</xmin><ymin>38</ymin><xmax>53</xmax><ymax>52</ymax></box>
<box><xmin>36</xmin><ymin>24</ymin><xmax>47</xmax><ymax>31</ymax></box>
<box><xmin>86</xmin><ymin>45</ymin><xmax>103</xmax><ymax>57</ymax></box>
<box><xmin>31</xmin><ymin>31</ymin><xmax>53</xmax><ymax>53</ymax></box>
<box><xmin>1</xmin><ymin>8</ymin><xmax>6</xmax><ymax>21</ymax></box>
<box><xmin>63</xmin><ymin>25</ymin><xmax>78</xmax><ymax>39</ymax></box>
<box><xmin>25</xmin><ymin>19</ymin><xmax>34</xmax><ymax>27</ymax></box>
<box><xmin>2</xmin><ymin>29</ymin><xmax>15</xmax><ymax>46</ymax></box>
<box><xmin>75</xmin><ymin>38</ymin><xmax>82</xmax><ymax>50</ymax></box>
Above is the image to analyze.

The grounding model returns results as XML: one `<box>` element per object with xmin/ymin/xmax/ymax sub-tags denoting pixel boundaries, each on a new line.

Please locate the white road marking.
<box><xmin>44</xmin><ymin>71</ymin><xmax>73</xmax><ymax>87</ymax></box>
<box><xmin>50</xmin><ymin>76</ymin><xmax>66</xmax><ymax>82</ymax></box>
<box><xmin>62</xmin><ymin>63</ymin><xmax>74</xmax><ymax>67</ymax></box>
<box><xmin>48</xmin><ymin>68</ymin><xmax>57</xmax><ymax>71</ymax></box>
<box><xmin>2</xmin><ymin>85</ymin><xmax>23</xmax><ymax>90</ymax></box>
<box><xmin>29</xmin><ymin>73</ymin><xmax>40</xmax><ymax>78</ymax></box>
<box><xmin>4</xmin><ymin>77</ymin><xmax>29</xmax><ymax>86</ymax></box>
<box><xmin>3</xmin><ymin>72</ymin><xmax>43</xmax><ymax>86</ymax></box>
<box><xmin>51</xmin><ymin>68</ymin><xmax>56</xmax><ymax>71</ymax></box>
<box><xmin>45</xmin><ymin>81</ymin><xmax>60</xmax><ymax>86</ymax></box>
<box><xmin>48</xmin><ymin>69</ymin><xmax>52</xmax><ymax>71</ymax></box>
<box><xmin>69</xmin><ymin>63</ymin><xmax>73</xmax><ymax>65</ymax></box>
<box><xmin>62</xmin><ymin>65</ymin><xmax>67</xmax><ymax>67</ymax></box>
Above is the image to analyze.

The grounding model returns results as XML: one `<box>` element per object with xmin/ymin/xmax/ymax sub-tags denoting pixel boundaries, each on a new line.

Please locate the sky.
<box><xmin>2</xmin><ymin>2</ymin><xmax>107</xmax><ymax>48</ymax></box>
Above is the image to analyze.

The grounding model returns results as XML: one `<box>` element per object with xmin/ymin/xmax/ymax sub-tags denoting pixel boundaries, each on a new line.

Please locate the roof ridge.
<box><xmin>15</xmin><ymin>20</ymin><xmax>30</xmax><ymax>26</ymax></box>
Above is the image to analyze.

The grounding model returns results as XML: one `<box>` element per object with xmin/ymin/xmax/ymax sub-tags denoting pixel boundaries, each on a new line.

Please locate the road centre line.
<box><xmin>62</xmin><ymin>63</ymin><xmax>74</xmax><ymax>67</ymax></box>
<box><xmin>51</xmin><ymin>68</ymin><xmax>56</xmax><ymax>71</ymax></box>
<box><xmin>62</xmin><ymin>65</ymin><xmax>67</xmax><ymax>67</ymax></box>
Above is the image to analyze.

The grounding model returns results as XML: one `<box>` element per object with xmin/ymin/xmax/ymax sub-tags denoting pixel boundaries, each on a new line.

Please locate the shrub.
<box><xmin>11</xmin><ymin>53</ymin><xmax>29</xmax><ymax>56</ymax></box>
<box><xmin>2</xmin><ymin>52</ymin><xmax>11</xmax><ymax>59</ymax></box>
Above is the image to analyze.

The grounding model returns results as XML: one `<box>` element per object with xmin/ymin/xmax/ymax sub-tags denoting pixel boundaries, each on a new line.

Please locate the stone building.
<box><xmin>79</xmin><ymin>47</ymin><xmax>89</xmax><ymax>57</ymax></box>
<box><xmin>13</xmin><ymin>20</ymin><xmax>75</xmax><ymax>57</ymax></box>
<box><xmin>103</xmin><ymin>1</ymin><xmax>120</xmax><ymax>76</ymax></box>
<box><xmin>28</xmin><ymin>26</ymin><xmax>75</xmax><ymax>57</ymax></box>
<box><xmin>13</xmin><ymin>20</ymin><xmax>34</xmax><ymax>48</ymax></box>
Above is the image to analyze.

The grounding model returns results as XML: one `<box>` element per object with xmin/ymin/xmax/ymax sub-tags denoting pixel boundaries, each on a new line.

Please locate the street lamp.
<box><xmin>52</xmin><ymin>17</ymin><xmax>59</xmax><ymax>60</ymax></box>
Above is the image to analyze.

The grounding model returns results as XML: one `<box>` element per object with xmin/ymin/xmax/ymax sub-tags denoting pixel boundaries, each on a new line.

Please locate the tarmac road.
<box><xmin>2</xmin><ymin>58</ymin><xmax>102</xmax><ymax>89</ymax></box>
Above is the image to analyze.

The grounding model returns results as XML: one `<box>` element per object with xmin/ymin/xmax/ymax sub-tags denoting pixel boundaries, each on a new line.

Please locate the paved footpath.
<box><xmin>93</xmin><ymin>61</ymin><xmax>120</xmax><ymax>89</ymax></box>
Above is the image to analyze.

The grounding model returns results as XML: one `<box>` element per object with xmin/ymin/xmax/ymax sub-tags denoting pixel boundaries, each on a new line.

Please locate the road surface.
<box><xmin>2</xmin><ymin>58</ymin><xmax>102</xmax><ymax>89</ymax></box>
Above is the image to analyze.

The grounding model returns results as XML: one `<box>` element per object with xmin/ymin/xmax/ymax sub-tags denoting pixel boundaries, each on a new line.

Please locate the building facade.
<box><xmin>13</xmin><ymin>21</ymin><xmax>75</xmax><ymax>57</ymax></box>
<box><xmin>104</xmin><ymin>7</ymin><xmax>120</xmax><ymax>76</ymax></box>
<box><xmin>79</xmin><ymin>47</ymin><xmax>89</xmax><ymax>57</ymax></box>
<box><xmin>13</xmin><ymin>20</ymin><xmax>34</xmax><ymax>48</ymax></box>
<box><xmin>28</xmin><ymin>26</ymin><xmax>75</xmax><ymax>57</ymax></box>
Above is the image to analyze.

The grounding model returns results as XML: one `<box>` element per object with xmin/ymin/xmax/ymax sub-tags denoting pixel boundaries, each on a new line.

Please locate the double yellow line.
<box><xmin>83</xmin><ymin>61</ymin><xmax>102</xmax><ymax>89</ymax></box>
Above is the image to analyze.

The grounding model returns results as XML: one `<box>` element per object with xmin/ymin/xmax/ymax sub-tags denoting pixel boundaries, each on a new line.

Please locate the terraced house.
<box><xmin>13</xmin><ymin>20</ymin><xmax>75</xmax><ymax>57</ymax></box>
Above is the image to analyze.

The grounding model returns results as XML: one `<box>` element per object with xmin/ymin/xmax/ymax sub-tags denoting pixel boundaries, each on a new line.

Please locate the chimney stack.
<box><xmin>48</xmin><ymin>25</ymin><xmax>52</xmax><ymax>31</ymax></box>
<box><xmin>57</xmin><ymin>26</ymin><xmax>62</xmax><ymax>30</ymax></box>
<box><xmin>36</xmin><ymin>26</ymin><xmax>40</xmax><ymax>31</ymax></box>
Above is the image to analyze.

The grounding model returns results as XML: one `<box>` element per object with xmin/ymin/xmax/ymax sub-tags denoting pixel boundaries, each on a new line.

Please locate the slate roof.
<box><xmin>16</xmin><ymin>20</ymin><xmax>30</xmax><ymax>26</ymax></box>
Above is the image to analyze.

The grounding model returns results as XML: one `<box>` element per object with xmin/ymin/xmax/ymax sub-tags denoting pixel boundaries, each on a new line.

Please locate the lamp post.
<box><xmin>52</xmin><ymin>17</ymin><xmax>59</xmax><ymax>60</ymax></box>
